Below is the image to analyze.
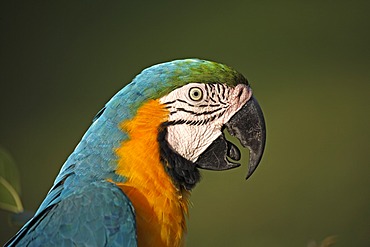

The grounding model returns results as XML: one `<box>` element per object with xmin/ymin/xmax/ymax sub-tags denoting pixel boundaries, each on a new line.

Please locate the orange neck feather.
<box><xmin>115</xmin><ymin>99</ymin><xmax>189</xmax><ymax>247</ymax></box>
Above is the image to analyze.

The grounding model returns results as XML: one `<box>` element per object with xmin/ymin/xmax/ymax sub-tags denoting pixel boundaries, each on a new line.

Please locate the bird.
<box><xmin>5</xmin><ymin>58</ymin><xmax>266</xmax><ymax>247</ymax></box>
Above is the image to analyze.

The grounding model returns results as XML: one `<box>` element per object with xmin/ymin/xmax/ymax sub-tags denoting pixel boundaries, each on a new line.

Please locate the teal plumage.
<box><xmin>5</xmin><ymin>59</ymin><xmax>251</xmax><ymax>246</ymax></box>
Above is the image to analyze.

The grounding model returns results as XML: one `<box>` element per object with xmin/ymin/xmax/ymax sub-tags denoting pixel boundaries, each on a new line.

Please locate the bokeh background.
<box><xmin>1</xmin><ymin>1</ymin><xmax>369</xmax><ymax>246</ymax></box>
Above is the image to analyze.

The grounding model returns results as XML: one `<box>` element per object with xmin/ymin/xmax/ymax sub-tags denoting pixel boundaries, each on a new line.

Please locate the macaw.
<box><xmin>5</xmin><ymin>59</ymin><xmax>266</xmax><ymax>247</ymax></box>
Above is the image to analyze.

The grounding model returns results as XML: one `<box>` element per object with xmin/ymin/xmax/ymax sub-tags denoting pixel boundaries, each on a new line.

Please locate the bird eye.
<box><xmin>188</xmin><ymin>87</ymin><xmax>203</xmax><ymax>101</ymax></box>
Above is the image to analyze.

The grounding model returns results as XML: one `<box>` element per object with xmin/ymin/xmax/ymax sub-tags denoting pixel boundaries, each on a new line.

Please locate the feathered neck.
<box><xmin>115</xmin><ymin>99</ymin><xmax>189</xmax><ymax>247</ymax></box>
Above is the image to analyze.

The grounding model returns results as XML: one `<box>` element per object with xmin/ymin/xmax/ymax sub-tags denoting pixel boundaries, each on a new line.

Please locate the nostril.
<box><xmin>237</xmin><ymin>88</ymin><xmax>244</xmax><ymax>98</ymax></box>
<box><xmin>234</xmin><ymin>84</ymin><xmax>252</xmax><ymax>104</ymax></box>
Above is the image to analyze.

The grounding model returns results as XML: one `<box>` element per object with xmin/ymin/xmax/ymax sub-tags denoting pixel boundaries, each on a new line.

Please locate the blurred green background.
<box><xmin>1</xmin><ymin>1</ymin><xmax>369</xmax><ymax>246</ymax></box>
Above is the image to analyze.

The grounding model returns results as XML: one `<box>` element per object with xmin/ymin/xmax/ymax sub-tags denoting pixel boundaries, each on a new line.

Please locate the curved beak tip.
<box><xmin>246</xmin><ymin>149</ymin><xmax>265</xmax><ymax>179</ymax></box>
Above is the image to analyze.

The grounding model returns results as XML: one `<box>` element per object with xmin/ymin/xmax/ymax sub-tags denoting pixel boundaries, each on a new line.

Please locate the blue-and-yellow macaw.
<box><xmin>5</xmin><ymin>59</ymin><xmax>266</xmax><ymax>247</ymax></box>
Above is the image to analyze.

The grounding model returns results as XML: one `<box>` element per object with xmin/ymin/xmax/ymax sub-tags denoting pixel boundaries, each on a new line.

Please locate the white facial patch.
<box><xmin>159</xmin><ymin>83</ymin><xmax>252</xmax><ymax>162</ymax></box>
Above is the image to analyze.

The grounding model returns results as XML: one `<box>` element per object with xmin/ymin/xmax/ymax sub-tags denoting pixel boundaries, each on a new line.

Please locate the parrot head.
<box><xmin>113</xmin><ymin>58</ymin><xmax>266</xmax><ymax>189</ymax></box>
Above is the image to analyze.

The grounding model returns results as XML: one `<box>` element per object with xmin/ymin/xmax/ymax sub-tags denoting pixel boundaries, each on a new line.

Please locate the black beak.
<box><xmin>196</xmin><ymin>96</ymin><xmax>266</xmax><ymax>179</ymax></box>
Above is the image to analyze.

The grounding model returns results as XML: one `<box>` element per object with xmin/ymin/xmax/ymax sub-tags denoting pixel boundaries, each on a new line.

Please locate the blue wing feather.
<box><xmin>5</xmin><ymin>180</ymin><xmax>137</xmax><ymax>247</ymax></box>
